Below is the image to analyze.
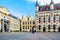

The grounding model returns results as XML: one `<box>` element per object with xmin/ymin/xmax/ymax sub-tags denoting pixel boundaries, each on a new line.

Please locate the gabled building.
<box><xmin>21</xmin><ymin>14</ymin><xmax>36</xmax><ymax>32</ymax></box>
<box><xmin>35</xmin><ymin>0</ymin><xmax>60</xmax><ymax>32</ymax></box>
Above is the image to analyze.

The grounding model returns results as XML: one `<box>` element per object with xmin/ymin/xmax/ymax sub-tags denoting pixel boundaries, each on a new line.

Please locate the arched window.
<box><xmin>39</xmin><ymin>25</ymin><xmax>41</xmax><ymax>30</ymax></box>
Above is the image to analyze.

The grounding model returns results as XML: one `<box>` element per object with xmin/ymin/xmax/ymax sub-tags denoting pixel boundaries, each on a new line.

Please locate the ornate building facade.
<box><xmin>35</xmin><ymin>0</ymin><xmax>60</xmax><ymax>32</ymax></box>
<box><xmin>0</xmin><ymin>6</ymin><xmax>20</xmax><ymax>32</ymax></box>
<box><xmin>21</xmin><ymin>15</ymin><xmax>36</xmax><ymax>32</ymax></box>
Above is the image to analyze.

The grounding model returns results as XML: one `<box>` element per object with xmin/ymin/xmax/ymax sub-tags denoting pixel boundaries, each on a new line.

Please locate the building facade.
<box><xmin>35</xmin><ymin>0</ymin><xmax>60</xmax><ymax>32</ymax></box>
<box><xmin>21</xmin><ymin>15</ymin><xmax>36</xmax><ymax>32</ymax></box>
<box><xmin>0</xmin><ymin>6</ymin><xmax>20</xmax><ymax>32</ymax></box>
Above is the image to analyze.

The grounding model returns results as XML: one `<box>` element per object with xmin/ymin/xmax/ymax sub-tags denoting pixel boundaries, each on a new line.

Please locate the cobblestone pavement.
<box><xmin>0</xmin><ymin>32</ymin><xmax>60</xmax><ymax>40</ymax></box>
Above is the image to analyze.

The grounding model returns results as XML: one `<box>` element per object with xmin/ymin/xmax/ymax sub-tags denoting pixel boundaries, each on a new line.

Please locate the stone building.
<box><xmin>0</xmin><ymin>6</ymin><xmax>20</xmax><ymax>32</ymax></box>
<box><xmin>35</xmin><ymin>0</ymin><xmax>60</xmax><ymax>32</ymax></box>
<box><xmin>21</xmin><ymin>14</ymin><xmax>36</xmax><ymax>32</ymax></box>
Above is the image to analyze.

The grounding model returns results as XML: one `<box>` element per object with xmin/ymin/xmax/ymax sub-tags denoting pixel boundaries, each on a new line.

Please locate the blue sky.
<box><xmin>0</xmin><ymin>0</ymin><xmax>60</xmax><ymax>18</ymax></box>
<box><xmin>0</xmin><ymin>0</ymin><xmax>36</xmax><ymax>18</ymax></box>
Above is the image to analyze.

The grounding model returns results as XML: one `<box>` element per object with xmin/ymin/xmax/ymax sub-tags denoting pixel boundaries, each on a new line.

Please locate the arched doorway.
<box><xmin>43</xmin><ymin>27</ymin><xmax>46</xmax><ymax>32</ymax></box>
<box><xmin>1</xmin><ymin>19</ymin><xmax>10</xmax><ymax>32</ymax></box>
<box><xmin>4</xmin><ymin>24</ymin><xmax>7</xmax><ymax>32</ymax></box>
<box><xmin>53</xmin><ymin>25</ymin><xmax>56</xmax><ymax>32</ymax></box>
<box><xmin>58</xmin><ymin>27</ymin><xmax>60</xmax><ymax>32</ymax></box>
<box><xmin>48</xmin><ymin>25</ymin><xmax>50</xmax><ymax>32</ymax></box>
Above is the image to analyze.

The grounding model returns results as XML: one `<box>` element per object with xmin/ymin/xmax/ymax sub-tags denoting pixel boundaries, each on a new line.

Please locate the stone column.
<box><xmin>7</xmin><ymin>23</ymin><xmax>10</xmax><ymax>32</ymax></box>
<box><xmin>2</xmin><ymin>21</ymin><xmax>5</xmax><ymax>32</ymax></box>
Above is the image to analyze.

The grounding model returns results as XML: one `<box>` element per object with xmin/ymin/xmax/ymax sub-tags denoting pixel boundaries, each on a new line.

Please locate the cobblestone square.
<box><xmin>0</xmin><ymin>32</ymin><xmax>60</xmax><ymax>40</ymax></box>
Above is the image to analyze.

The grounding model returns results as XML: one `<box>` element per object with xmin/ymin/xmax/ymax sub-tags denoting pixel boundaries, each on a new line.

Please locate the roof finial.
<box><xmin>36</xmin><ymin>0</ymin><xmax>39</xmax><ymax>6</ymax></box>
<box><xmin>51</xmin><ymin>0</ymin><xmax>54</xmax><ymax>4</ymax></box>
<box><xmin>46</xmin><ymin>3</ymin><xmax>48</xmax><ymax>5</ymax></box>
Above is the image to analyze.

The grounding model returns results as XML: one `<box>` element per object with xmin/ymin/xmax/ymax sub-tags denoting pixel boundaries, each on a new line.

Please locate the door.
<box><xmin>43</xmin><ymin>27</ymin><xmax>46</xmax><ymax>32</ymax></box>
<box><xmin>58</xmin><ymin>27</ymin><xmax>60</xmax><ymax>32</ymax></box>
<box><xmin>4</xmin><ymin>24</ymin><xmax>7</xmax><ymax>32</ymax></box>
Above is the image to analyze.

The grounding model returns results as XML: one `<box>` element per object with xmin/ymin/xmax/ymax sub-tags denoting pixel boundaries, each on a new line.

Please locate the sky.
<box><xmin>0</xmin><ymin>0</ymin><xmax>60</xmax><ymax>19</ymax></box>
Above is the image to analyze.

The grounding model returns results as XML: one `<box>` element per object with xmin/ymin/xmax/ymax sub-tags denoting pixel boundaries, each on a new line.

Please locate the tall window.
<box><xmin>25</xmin><ymin>22</ymin><xmax>27</xmax><ymax>24</ymax></box>
<box><xmin>59</xmin><ymin>16</ymin><xmax>60</xmax><ymax>22</ymax></box>
<box><xmin>23</xmin><ymin>22</ymin><xmax>24</xmax><ymax>24</ymax></box>
<box><xmin>44</xmin><ymin>17</ymin><xmax>45</xmax><ymax>23</ymax></box>
<box><xmin>39</xmin><ymin>25</ymin><xmax>41</xmax><ymax>30</ymax></box>
<box><xmin>28</xmin><ymin>26</ymin><xmax>29</xmax><ymax>29</ymax></box>
<box><xmin>39</xmin><ymin>18</ymin><xmax>40</xmax><ymax>23</ymax></box>
<box><xmin>28</xmin><ymin>18</ymin><xmax>29</xmax><ymax>20</ymax></box>
<box><xmin>48</xmin><ymin>15</ymin><xmax>50</xmax><ymax>23</ymax></box>
<box><xmin>53</xmin><ymin>25</ymin><xmax>56</xmax><ymax>30</ymax></box>
<box><xmin>33</xmin><ymin>21</ymin><xmax>35</xmax><ymax>24</ymax></box>
<box><xmin>54</xmin><ymin>16</ymin><xmax>55</xmax><ymax>22</ymax></box>
<box><xmin>48</xmin><ymin>25</ymin><xmax>50</xmax><ymax>30</ymax></box>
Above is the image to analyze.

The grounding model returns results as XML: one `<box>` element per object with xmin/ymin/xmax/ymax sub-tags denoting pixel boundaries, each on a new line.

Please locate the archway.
<box><xmin>1</xmin><ymin>19</ymin><xmax>10</xmax><ymax>32</ymax></box>
<box><xmin>43</xmin><ymin>27</ymin><xmax>46</xmax><ymax>32</ymax></box>
<box><xmin>58</xmin><ymin>27</ymin><xmax>60</xmax><ymax>32</ymax></box>
<box><xmin>4</xmin><ymin>24</ymin><xmax>7</xmax><ymax>32</ymax></box>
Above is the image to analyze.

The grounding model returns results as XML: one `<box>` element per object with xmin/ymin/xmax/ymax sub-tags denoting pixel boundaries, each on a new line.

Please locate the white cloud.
<box><xmin>9</xmin><ymin>9</ymin><xmax>23</xmax><ymax>19</ymax></box>
<box><xmin>26</xmin><ymin>0</ymin><xmax>60</xmax><ymax>5</ymax></box>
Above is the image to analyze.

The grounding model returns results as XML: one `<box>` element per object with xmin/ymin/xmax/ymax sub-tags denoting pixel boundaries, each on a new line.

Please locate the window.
<box><xmin>23</xmin><ymin>22</ymin><xmax>24</xmax><ymax>24</ymax></box>
<box><xmin>23</xmin><ymin>26</ymin><xmax>24</xmax><ymax>29</ymax></box>
<box><xmin>30</xmin><ymin>22</ymin><xmax>31</xmax><ymax>24</ymax></box>
<box><xmin>59</xmin><ymin>16</ymin><xmax>60</xmax><ymax>22</ymax></box>
<box><xmin>54</xmin><ymin>16</ymin><xmax>55</xmax><ymax>22</ymax></box>
<box><xmin>39</xmin><ymin>25</ymin><xmax>41</xmax><ymax>30</ymax></box>
<box><xmin>48</xmin><ymin>25</ymin><xmax>50</xmax><ymax>30</ymax></box>
<box><xmin>28</xmin><ymin>26</ymin><xmax>29</xmax><ymax>29</ymax></box>
<box><xmin>48</xmin><ymin>16</ymin><xmax>50</xmax><ymax>23</ymax></box>
<box><xmin>25</xmin><ymin>22</ymin><xmax>27</xmax><ymax>24</ymax></box>
<box><xmin>3</xmin><ymin>16</ymin><xmax>6</xmax><ymax>20</ymax></box>
<box><xmin>28</xmin><ymin>18</ymin><xmax>29</xmax><ymax>20</ymax></box>
<box><xmin>39</xmin><ymin>18</ymin><xmax>40</xmax><ymax>23</ymax></box>
<box><xmin>33</xmin><ymin>21</ymin><xmax>35</xmax><ymax>24</ymax></box>
<box><xmin>44</xmin><ymin>17</ymin><xmax>45</xmax><ymax>23</ymax></box>
<box><xmin>53</xmin><ymin>25</ymin><xmax>56</xmax><ymax>30</ymax></box>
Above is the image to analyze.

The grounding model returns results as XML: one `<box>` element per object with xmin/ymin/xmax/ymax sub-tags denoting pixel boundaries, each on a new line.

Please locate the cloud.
<box><xmin>9</xmin><ymin>9</ymin><xmax>23</xmax><ymax>19</ymax></box>
<box><xmin>26</xmin><ymin>0</ymin><xmax>60</xmax><ymax>5</ymax></box>
<box><xmin>26</xmin><ymin>0</ymin><xmax>36</xmax><ymax>2</ymax></box>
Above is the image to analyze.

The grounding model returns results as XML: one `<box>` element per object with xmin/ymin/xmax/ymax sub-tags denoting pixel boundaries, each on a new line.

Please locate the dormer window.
<box><xmin>50</xmin><ymin>4</ymin><xmax>55</xmax><ymax>10</ymax></box>
<box><xmin>50</xmin><ymin>0</ymin><xmax>55</xmax><ymax>10</ymax></box>
<box><xmin>45</xmin><ymin>5</ymin><xmax>48</xmax><ymax>10</ymax></box>
<box><xmin>39</xmin><ymin>6</ymin><xmax>42</xmax><ymax>11</ymax></box>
